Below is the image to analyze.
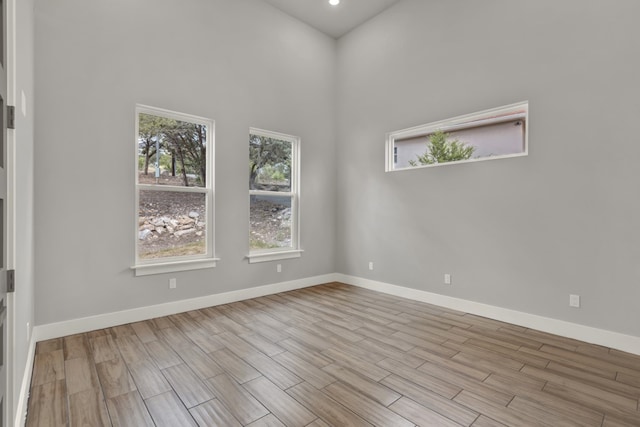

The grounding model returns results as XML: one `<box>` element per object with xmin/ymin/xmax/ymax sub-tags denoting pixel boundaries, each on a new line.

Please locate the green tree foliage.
<box><xmin>162</xmin><ymin>120</ymin><xmax>207</xmax><ymax>187</ymax></box>
<box><xmin>409</xmin><ymin>130</ymin><xmax>475</xmax><ymax>166</ymax></box>
<box><xmin>138</xmin><ymin>113</ymin><xmax>207</xmax><ymax>186</ymax></box>
<box><xmin>249</xmin><ymin>135</ymin><xmax>291</xmax><ymax>190</ymax></box>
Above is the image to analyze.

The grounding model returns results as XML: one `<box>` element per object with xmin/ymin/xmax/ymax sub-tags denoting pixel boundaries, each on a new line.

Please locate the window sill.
<box><xmin>132</xmin><ymin>258</ymin><xmax>219</xmax><ymax>277</ymax></box>
<box><xmin>389</xmin><ymin>151</ymin><xmax>528</xmax><ymax>172</ymax></box>
<box><xmin>247</xmin><ymin>250</ymin><xmax>303</xmax><ymax>264</ymax></box>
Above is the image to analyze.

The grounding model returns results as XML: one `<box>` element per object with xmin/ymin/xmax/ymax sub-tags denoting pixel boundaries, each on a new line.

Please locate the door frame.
<box><xmin>5</xmin><ymin>0</ymin><xmax>16</xmax><ymax>425</ymax></box>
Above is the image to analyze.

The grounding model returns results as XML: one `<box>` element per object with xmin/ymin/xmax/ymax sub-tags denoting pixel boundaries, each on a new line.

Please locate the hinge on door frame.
<box><xmin>7</xmin><ymin>105</ymin><xmax>15</xmax><ymax>129</ymax></box>
<box><xmin>7</xmin><ymin>270</ymin><xmax>15</xmax><ymax>293</ymax></box>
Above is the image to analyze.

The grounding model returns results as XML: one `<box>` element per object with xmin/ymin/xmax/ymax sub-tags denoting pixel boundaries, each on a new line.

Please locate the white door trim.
<box><xmin>6</xmin><ymin>0</ymin><xmax>17</xmax><ymax>425</ymax></box>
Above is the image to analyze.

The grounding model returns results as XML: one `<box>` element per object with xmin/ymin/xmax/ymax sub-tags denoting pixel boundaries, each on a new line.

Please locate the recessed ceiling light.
<box><xmin>329</xmin><ymin>0</ymin><xmax>340</xmax><ymax>5</ymax></box>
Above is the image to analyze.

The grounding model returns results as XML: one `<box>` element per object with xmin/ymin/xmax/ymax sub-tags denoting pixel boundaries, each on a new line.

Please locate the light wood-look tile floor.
<box><xmin>26</xmin><ymin>283</ymin><xmax>640</xmax><ymax>426</ymax></box>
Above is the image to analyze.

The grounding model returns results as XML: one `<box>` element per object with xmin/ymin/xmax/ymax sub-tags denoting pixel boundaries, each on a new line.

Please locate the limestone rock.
<box><xmin>138</xmin><ymin>229</ymin><xmax>152</xmax><ymax>240</ymax></box>
<box><xmin>175</xmin><ymin>229</ymin><xmax>196</xmax><ymax>238</ymax></box>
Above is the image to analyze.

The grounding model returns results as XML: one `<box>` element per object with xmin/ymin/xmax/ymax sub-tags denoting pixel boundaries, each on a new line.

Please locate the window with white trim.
<box><xmin>133</xmin><ymin>105</ymin><xmax>216</xmax><ymax>276</ymax></box>
<box><xmin>248</xmin><ymin>128</ymin><xmax>301</xmax><ymax>263</ymax></box>
<box><xmin>387</xmin><ymin>101</ymin><xmax>528</xmax><ymax>171</ymax></box>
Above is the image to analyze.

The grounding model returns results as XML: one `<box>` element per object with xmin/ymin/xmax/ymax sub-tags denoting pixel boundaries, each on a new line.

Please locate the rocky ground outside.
<box><xmin>249</xmin><ymin>198</ymin><xmax>292</xmax><ymax>249</ymax></box>
<box><xmin>138</xmin><ymin>174</ymin><xmax>291</xmax><ymax>257</ymax></box>
<box><xmin>138</xmin><ymin>190</ymin><xmax>206</xmax><ymax>259</ymax></box>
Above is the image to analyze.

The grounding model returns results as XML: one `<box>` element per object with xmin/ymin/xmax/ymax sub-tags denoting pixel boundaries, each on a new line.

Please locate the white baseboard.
<box><xmin>31</xmin><ymin>273</ymin><xmax>640</xmax><ymax>355</ymax></box>
<box><xmin>33</xmin><ymin>273</ymin><xmax>339</xmax><ymax>342</ymax></box>
<box><xmin>13</xmin><ymin>334</ymin><xmax>36</xmax><ymax>427</ymax></box>
<box><xmin>337</xmin><ymin>274</ymin><xmax>640</xmax><ymax>356</ymax></box>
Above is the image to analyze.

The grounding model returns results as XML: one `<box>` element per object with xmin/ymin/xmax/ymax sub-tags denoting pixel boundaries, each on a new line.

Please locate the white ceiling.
<box><xmin>261</xmin><ymin>0</ymin><xmax>403</xmax><ymax>39</ymax></box>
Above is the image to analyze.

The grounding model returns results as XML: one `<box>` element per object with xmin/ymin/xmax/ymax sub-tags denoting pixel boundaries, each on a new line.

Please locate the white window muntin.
<box><xmin>133</xmin><ymin>104</ymin><xmax>216</xmax><ymax>273</ymax></box>
<box><xmin>386</xmin><ymin>101</ymin><xmax>529</xmax><ymax>172</ymax></box>
<box><xmin>248</xmin><ymin>127</ymin><xmax>301</xmax><ymax>263</ymax></box>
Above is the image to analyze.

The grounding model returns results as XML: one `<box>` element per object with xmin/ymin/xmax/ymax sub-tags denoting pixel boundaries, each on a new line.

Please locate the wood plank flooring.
<box><xmin>26</xmin><ymin>283</ymin><xmax>640</xmax><ymax>426</ymax></box>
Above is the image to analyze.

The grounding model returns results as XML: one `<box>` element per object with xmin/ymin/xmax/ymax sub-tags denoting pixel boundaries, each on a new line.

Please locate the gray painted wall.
<box><xmin>33</xmin><ymin>0</ymin><xmax>640</xmax><ymax>341</ymax></box>
<box><xmin>14</xmin><ymin>0</ymin><xmax>36</xmax><ymax>419</ymax></box>
<box><xmin>336</xmin><ymin>0</ymin><xmax>640</xmax><ymax>337</ymax></box>
<box><xmin>34</xmin><ymin>0</ymin><xmax>337</xmax><ymax>325</ymax></box>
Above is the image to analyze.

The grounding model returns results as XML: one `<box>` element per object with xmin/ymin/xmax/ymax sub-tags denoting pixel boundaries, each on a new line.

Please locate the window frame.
<box><xmin>386</xmin><ymin>101</ymin><xmax>529</xmax><ymax>172</ymax></box>
<box><xmin>247</xmin><ymin>127</ymin><xmax>302</xmax><ymax>264</ymax></box>
<box><xmin>132</xmin><ymin>104</ymin><xmax>218</xmax><ymax>276</ymax></box>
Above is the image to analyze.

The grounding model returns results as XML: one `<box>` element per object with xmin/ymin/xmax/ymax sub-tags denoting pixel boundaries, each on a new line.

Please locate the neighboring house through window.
<box><xmin>387</xmin><ymin>101</ymin><xmax>528</xmax><ymax>171</ymax></box>
<box><xmin>133</xmin><ymin>105</ymin><xmax>217</xmax><ymax>276</ymax></box>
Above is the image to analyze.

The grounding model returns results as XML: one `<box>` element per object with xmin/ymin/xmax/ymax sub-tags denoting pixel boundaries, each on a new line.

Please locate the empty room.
<box><xmin>5</xmin><ymin>0</ymin><xmax>640</xmax><ymax>426</ymax></box>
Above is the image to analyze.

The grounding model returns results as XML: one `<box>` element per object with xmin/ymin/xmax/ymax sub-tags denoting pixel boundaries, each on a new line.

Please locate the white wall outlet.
<box><xmin>444</xmin><ymin>274</ymin><xmax>452</xmax><ymax>285</ymax></box>
<box><xmin>277</xmin><ymin>264</ymin><xmax>282</xmax><ymax>273</ymax></box>
<box><xmin>368</xmin><ymin>262</ymin><xmax>374</xmax><ymax>271</ymax></box>
<box><xmin>569</xmin><ymin>294</ymin><xmax>580</xmax><ymax>308</ymax></box>
<box><xmin>169</xmin><ymin>278</ymin><xmax>177</xmax><ymax>289</ymax></box>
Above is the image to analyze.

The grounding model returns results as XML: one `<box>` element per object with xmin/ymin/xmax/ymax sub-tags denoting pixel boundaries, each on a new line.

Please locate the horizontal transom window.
<box><xmin>387</xmin><ymin>101</ymin><xmax>528</xmax><ymax>171</ymax></box>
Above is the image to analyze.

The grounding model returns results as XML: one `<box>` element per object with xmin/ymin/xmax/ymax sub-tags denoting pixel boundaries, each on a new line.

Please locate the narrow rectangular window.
<box><xmin>387</xmin><ymin>101</ymin><xmax>528</xmax><ymax>171</ymax></box>
<box><xmin>133</xmin><ymin>105</ymin><xmax>216</xmax><ymax>276</ymax></box>
<box><xmin>248</xmin><ymin>128</ymin><xmax>301</xmax><ymax>263</ymax></box>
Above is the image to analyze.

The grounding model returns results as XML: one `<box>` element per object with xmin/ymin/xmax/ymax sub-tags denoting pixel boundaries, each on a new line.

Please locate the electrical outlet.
<box><xmin>368</xmin><ymin>262</ymin><xmax>374</xmax><ymax>271</ymax></box>
<box><xmin>169</xmin><ymin>278</ymin><xmax>177</xmax><ymax>289</ymax></box>
<box><xmin>569</xmin><ymin>294</ymin><xmax>580</xmax><ymax>308</ymax></box>
<box><xmin>277</xmin><ymin>264</ymin><xmax>282</xmax><ymax>273</ymax></box>
<box><xmin>444</xmin><ymin>274</ymin><xmax>452</xmax><ymax>285</ymax></box>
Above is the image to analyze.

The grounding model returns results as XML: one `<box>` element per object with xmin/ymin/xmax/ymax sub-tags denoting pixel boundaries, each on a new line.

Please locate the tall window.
<box><xmin>133</xmin><ymin>105</ymin><xmax>216</xmax><ymax>276</ymax></box>
<box><xmin>248</xmin><ymin>128</ymin><xmax>301</xmax><ymax>263</ymax></box>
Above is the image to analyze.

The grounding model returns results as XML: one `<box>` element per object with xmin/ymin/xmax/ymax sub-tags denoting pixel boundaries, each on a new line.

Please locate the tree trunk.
<box><xmin>177</xmin><ymin>152</ymin><xmax>188</xmax><ymax>187</ymax></box>
<box><xmin>144</xmin><ymin>152</ymin><xmax>150</xmax><ymax>175</ymax></box>
<box><xmin>200</xmin><ymin>167</ymin><xmax>206</xmax><ymax>186</ymax></box>
<box><xmin>249</xmin><ymin>165</ymin><xmax>258</xmax><ymax>190</ymax></box>
<box><xmin>181</xmin><ymin>167</ymin><xmax>189</xmax><ymax>187</ymax></box>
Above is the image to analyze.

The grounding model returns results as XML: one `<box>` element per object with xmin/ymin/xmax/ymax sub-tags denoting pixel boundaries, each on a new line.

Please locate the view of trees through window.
<box><xmin>138</xmin><ymin>113</ymin><xmax>207</xmax><ymax>187</ymax></box>
<box><xmin>137</xmin><ymin>109</ymin><xmax>211</xmax><ymax>261</ymax></box>
<box><xmin>408</xmin><ymin>130</ymin><xmax>475</xmax><ymax>166</ymax></box>
<box><xmin>249</xmin><ymin>131</ymin><xmax>296</xmax><ymax>251</ymax></box>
